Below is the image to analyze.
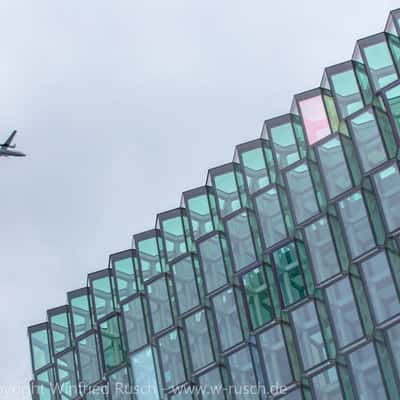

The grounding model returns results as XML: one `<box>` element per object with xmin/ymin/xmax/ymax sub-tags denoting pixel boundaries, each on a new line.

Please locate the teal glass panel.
<box><xmin>304</xmin><ymin>217</ymin><xmax>341</xmax><ymax>285</ymax></box>
<box><xmin>362</xmin><ymin>40</ymin><xmax>398</xmax><ymax>90</ymax></box>
<box><xmin>225</xmin><ymin>211</ymin><xmax>257</xmax><ymax>272</ymax></box>
<box><xmin>161</xmin><ymin>214</ymin><xmax>188</xmax><ymax>262</ymax></box>
<box><xmin>130</xmin><ymin>346</ymin><xmax>161</xmax><ymax>400</ymax></box>
<box><xmin>254</xmin><ymin>187</ymin><xmax>287</xmax><ymax>248</ymax></box>
<box><xmin>286</xmin><ymin>163</ymin><xmax>319</xmax><ymax>224</ymax></box>
<box><xmin>240</xmin><ymin>146</ymin><xmax>270</xmax><ymax>194</ymax></box>
<box><xmin>325</xmin><ymin>276</ymin><xmax>364</xmax><ymax>349</ymax></box>
<box><xmin>242</xmin><ymin>266</ymin><xmax>273</xmax><ymax>329</ymax></box>
<box><xmin>387</xmin><ymin>323</ymin><xmax>400</xmax><ymax>380</ymax></box>
<box><xmin>273</xmin><ymin>243</ymin><xmax>306</xmax><ymax>307</ymax></box>
<box><xmin>270</xmin><ymin>122</ymin><xmax>300</xmax><ymax>169</ymax></box>
<box><xmin>171</xmin><ymin>256</ymin><xmax>200</xmax><ymax>315</ymax></box>
<box><xmin>349</xmin><ymin>109</ymin><xmax>387</xmax><ymax>173</ymax></box>
<box><xmin>373</xmin><ymin>164</ymin><xmax>400</xmax><ymax>233</ymax></box>
<box><xmin>211</xmin><ymin>288</ymin><xmax>243</xmax><ymax>351</ymax></box>
<box><xmin>384</xmin><ymin>83</ymin><xmax>400</xmax><ymax>135</ymax></box>
<box><xmin>99</xmin><ymin>315</ymin><xmax>125</xmax><ymax>371</ymax></box>
<box><xmin>77</xmin><ymin>333</ymin><xmax>101</xmax><ymax>386</ymax></box>
<box><xmin>316</xmin><ymin>137</ymin><xmax>353</xmax><ymax>199</ymax></box>
<box><xmin>113</xmin><ymin>255</ymin><xmax>137</xmax><ymax>301</ymax></box>
<box><xmin>291</xmin><ymin>301</ymin><xmax>327</xmax><ymax>371</ymax></box>
<box><xmin>30</xmin><ymin>327</ymin><xmax>51</xmax><ymax>371</ymax></box>
<box><xmin>348</xmin><ymin>342</ymin><xmax>388</xmax><ymax>399</ymax></box>
<box><xmin>311</xmin><ymin>366</ymin><xmax>343</xmax><ymax>400</ymax></box>
<box><xmin>197</xmin><ymin>367</ymin><xmax>226</xmax><ymax>399</ymax></box>
<box><xmin>199</xmin><ymin>234</ymin><xmax>227</xmax><ymax>293</ymax></box>
<box><xmin>198</xmin><ymin>234</ymin><xmax>228</xmax><ymax>294</ymax></box>
<box><xmin>158</xmin><ymin>329</ymin><xmax>186</xmax><ymax>389</ymax></box>
<box><xmin>69</xmin><ymin>290</ymin><xmax>92</xmax><ymax>338</ymax></box>
<box><xmin>360</xmin><ymin>251</ymin><xmax>400</xmax><ymax>324</ymax></box>
<box><xmin>137</xmin><ymin>235</ymin><xmax>163</xmax><ymax>282</ymax></box>
<box><xmin>186</xmin><ymin>193</ymin><xmax>214</xmax><ymax>239</ymax></box>
<box><xmin>86</xmin><ymin>389</ymin><xmax>108</xmax><ymax>400</ymax></box>
<box><xmin>184</xmin><ymin>309</ymin><xmax>214</xmax><ymax>371</ymax></box>
<box><xmin>90</xmin><ymin>273</ymin><xmax>115</xmax><ymax>320</ymax></box>
<box><xmin>122</xmin><ymin>296</ymin><xmax>148</xmax><ymax>352</ymax></box>
<box><xmin>55</xmin><ymin>350</ymin><xmax>79</xmax><ymax>400</ymax></box>
<box><xmin>227</xmin><ymin>347</ymin><xmax>259</xmax><ymax>400</ymax></box>
<box><xmin>212</xmin><ymin>169</ymin><xmax>241</xmax><ymax>218</ymax></box>
<box><xmin>147</xmin><ymin>276</ymin><xmax>173</xmax><ymax>334</ymax></box>
<box><xmin>49</xmin><ymin>311</ymin><xmax>71</xmax><ymax>355</ymax></box>
<box><xmin>330</xmin><ymin>68</ymin><xmax>364</xmax><ymax>117</ymax></box>
<box><xmin>338</xmin><ymin>191</ymin><xmax>376</xmax><ymax>259</ymax></box>
<box><xmin>108</xmin><ymin>367</ymin><xmax>131</xmax><ymax>400</ymax></box>
<box><xmin>35</xmin><ymin>368</ymin><xmax>57</xmax><ymax>400</ymax></box>
<box><xmin>258</xmin><ymin>324</ymin><xmax>293</xmax><ymax>386</ymax></box>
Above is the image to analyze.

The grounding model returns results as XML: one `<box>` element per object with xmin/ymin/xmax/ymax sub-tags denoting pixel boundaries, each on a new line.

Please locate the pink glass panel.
<box><xmin>299</xmin><ymin>95</ymin><xmax>331</xmax><ymax>145</ymax></box>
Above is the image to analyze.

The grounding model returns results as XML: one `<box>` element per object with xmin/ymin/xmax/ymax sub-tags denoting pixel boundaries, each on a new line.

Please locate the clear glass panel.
<box><xmin>113</xmin><ymin>254</ymin><xmax>137</xmax><ymax>301</ymax></box>
<box><xmin>304</xmin><ymin>217</ymin><xmax>341</xmax><ymax>285</ymax></box>
<box><xmin>240</xmin><ymin>146</ymin><xmax>270</xmax><ymax>194</ymax></box>
<box><xmin>147</xmin><ymin>276</ymin><xmax>173</xmax><ymax>334</ymax></box>
<box><xmin>137</xmin><ymin>235</ymin><xmax>163</xmax><ymax>282</ymax></box>
<box><xmin>227</xmin><ymin>347</ymin><xmax>259</xmax><ymax>400</ymax></box>
<box><xmin>108</xmin><ymin>367</ymin><xmax>131</xmax><ymax>400</ymax></box>
<box><xmin>270</xmin><ymin>122</ymin><xmax>300</xmax><ymax>169</ymax></box>
<box><xmin>122</xmin><ymin>296</ymin><xmax>148</xmax><ymax>352</ymax></box>
<box><xmin>30</xmin><ymin>327</ymin><xmax>51</xmax><ymax>371</ymax></box>
<box><xmin>362</xmin><ymin>40</ymin><xmax>398</xmax><ymax>90</ymax></box>
<box><xmin>225</xmin><ymin>211</ymin><xmax>257</xmax><ymax>272</ymax></box>
<box><xmin>254</xmin><ymin>187</ymin><xmax>287</xmax><ymax>248</ymax></box>
<box><xmin>161</xmin><ymin>215</ymin><xmax>188</xmax><ymax>262</ymax></box>
<box><xmin>338</xmin><ymin>191</ymin><xmax>376</xmax><ymax>259</ymax></box>
<box><xmin>171</xmin><ymin>256</ymin><xmax>200</xmax><ymax>315</ymax></box>
<box><xmin>325</xmin><ymin>277</ymin><xmax>364</xmax><ymax>348</ymax></box>
<box><xmin>299</xmin><ymin>95</ymin><xmax>332</xmax><ymax>145</ymax></box>
<box><xmin>91</xmin><ymin>274</ymin><xmax>115</xmax><ymax>320</ymax></box>
<box><xmin>360</xmin><ymin>251</ymin><xmax>400</xmax><ymax>324</ymax></box>
<box><xmin>198</xmin><ymin>367</ymin><xmax>226</xmax><ymax>399</ymax></box>
<box><xmin>348</xmin><ymin>342</ymin><xmax>388</xmax><ymax>399</ymax></box>
<box><xmin>212</xmin><ymin>288</ymin><xmax>243</xmax><ymax>351</ymax></box>
<box><xmin>49</xmin><ymin>311</ymin><xmax>71</xmax><ymax>355</ymax></box>
<box><xmin>286</xmin><ymin>163</ymin><xmax>319</xmax><ymax>224</ymax></box>
<box><xmin>130</xmin><ymin>346</ymin><xmax>161</xmax><ymax>400</ymax></box>
<box><xmin>242</xmin><ymin>266</ymin><xmax>273</xmax><ymax>329</ymax></box>
<box><xmin>70</xmin><ymin>291</ymin><xmax>92</xmax><ymax>338</ymax></box>
<box><xmin>198</xmin><ymin>234</ymin><xmax>228</xmax><ymax>294</ymax></box>
<box><xmin>184</xmin><ymin>310</ymin><xmax>214</xmax><ymax>371</ymax></box>
<box><xmin>273</xmin><ymin>243</ymin><xmax>306</xmax><ymax>307</ymax></box>
<box><xmin>212</xmin><ymin>169</ymin><xmax>241</xmax><ymax>218</ymax></box>
<box><xmin>291</xmin><ymin>301</ymin><xmax>327</xmax><ymax>371</ymax></box>
<box><xmin>311</xmin><ymin>366</ymin><xmax>344</xmax><ymax>400</ymax></box>
<box><xmin>77</xmin><ymin>333</ymin><xmax>101</xmax><ymax>386</ymax></box>
<box><xmin>373</xmin><ymin>164</ymin><xmax>400</xmax><ymax>233</ymax></box>
<box><xmin>349</xmin><ymin>109</ymin><xmax>387</xmax><ymax>173</ymax></box>
<box><xmin>158</xmin><ymin>329</ymin><xmax>186</xmax><ymax>389</ymax></box>
<box><xmin>316</xmin><ymin>137</ymin><xmax>352</xmax><ymax>199</ymax></box>
<box><xmin>186</xmin><ymin>193</ymin><xmax>214</xmax><ymax>239</ymax></box>
<box><xmin>99</xmin><ymin>315</ymin><xmax>125</xmax><ymax>371</ymax></box>
<box><xmin>258</xmin><ymin>324</ymin><xmax>293</xmax><ymax>386</ymax></box>
<box><xmin>56</xmin><ymin>351</ymin><xmax>79</xmax><ymax>400</ymax></box>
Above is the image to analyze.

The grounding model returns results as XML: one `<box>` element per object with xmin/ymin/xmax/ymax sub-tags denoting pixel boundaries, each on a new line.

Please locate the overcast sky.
<box><xmin>0</xmin><ymin>1</ymin><xmax>399</xmax><ymax>399</ymax></box>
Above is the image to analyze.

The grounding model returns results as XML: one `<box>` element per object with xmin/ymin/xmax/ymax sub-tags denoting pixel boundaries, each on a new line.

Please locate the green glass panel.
<box><xmin>108</xmin><ymin>367</ymin><xmax>131</xmax><ymax>400</ymax></box>
<box><xmin>349</xmin><ymin>109</ymin><xmax>387</xmax><ymax>172</ymax></box>
<box><xmin>338</xmin><ymin>191</ymin><xmax>376</xmax><ymax>259</ymax></box>
<box><xmin>184</xmin><ymin>310</ymin><xmax>214</xmax><ymax>371</ymax></box>
<box><xmin>186</xmin><ymin>194</ymin><xmax>214</xmax><ymax>239</ymax></box>
<box><xmin>122</xmin><ymin>296</ymin><xmax>148</xmax><ymax>352</ymax></box>
<box><xmin>50</xmin><ymin>311</ymin><xmax>71</xmax><ymax>355</ymax></box>
<box><xmin>242</xmin><ymin>266</ymin><xmax>273</xmax><ymax>329</ymax></box>
<box><xmin>213</xmin><ymin>170</ymin><xmax>241</xmax><ymax>217</ymax></box>
<box><xmin>241</xmin><ymin>147</ymin><xmax>270</xmax><ymax>194</ymax></box>
<box><xmin>161</xmin><ymin>215</ymin><xmax>188</xmax><ymax>262</ymax></box>
<box><xmin>316</xmin><ymin>137</ymin><xmax>353</xmax><ymax>199</ymax></box>
<box><xmin>197</xmin><ymin>234</ymin><xmax>228</xmax><ymax>294</ymax></box>
<box><xmin>363</xmin><ymin>40</ymin><xmax>398</xmax><ymax>90</ymax></box>
<box><xmin>273</xmin><ymin>243</ymin><xmax>306</xmax><ymax>307</ymax></box>
<box><xmin>373</xmin><ymin>164</ymin><xmax>400</xmax><ymax>233</ymax></box>
<box><xmin>91</xmin><ymin>274</ymin><xmax>115</xmax><ymax>320</ymax></box>
<box><xmin>197</xmin><ymin>367</ymin><xmax>226</xmax><ymax>399</ymax></box>
<box><xmin>171</xmin><ymin>256</ymin><xmax>200</xmax><ymax>315</ymax></box>
<box><xmin>311</xmin><ymin>367</ymin><xmax>344</xmax><ymax>399</ymax></box>
<box><xmin>56</xmin><ymin>350</ymin><xmax>79</xmax><ymax>400</ymax></box>
<box><xmin>270</xmin><ymin>122</ymin><xmax>300</xmax><ymax>169</ymax></box>
<box><xmin>130</xmin><ymin>346</ymin><xmax>161</xmax><ymax>400</ymax></box>
<box><xmin>330</xmin><ymin>68</ymin><xmax>363</xmax><ymax>117</ymax></box>
<box><xmin>147</xmin><ymin>276</ymin><xmax>173</xmax><ymax>334</ymax></box>
<box><xmin>70</xmin><ymin>292</ymin><xmax>92</xmax><ymax>338</ymax></box>
<box><xmin>225</xmin><ymin>211</ymin><xmax>257</xmax><ymax>272</ymax></box>
<box><xmin>354</xmin><ymin>62</ymin><xmax>373</xmax><ymax>104</ymax></box>
<box><xmin>385</xmin><ymin>83</ymin><xmax>400</xmax><ymax>136</ymax></box>
<box><xmin>211</xmin><ymin>288</ymin><xmax>243</xmax><ymax>351</ymax></box>
<box><xmin>291</xmin><ymin>301</ymin><xmax>327</xmax><ymax>371</ymax></box>
<box><xmin>254</xmin><ymin>187</ymin><xmax>287</xmax><ymax>248</ymax></box>
<box><xmin>286</xmin><ymin>163</ymin><xmax>319</xmax><ymax>224</ymax></box>
<box><xmin>77</xmin><ymin>333</ymin><xmax>101</xmax><ymax>386</ymax></box>
<box><xmin>99</xmin><ymin>316</ymin><xmax>125</xmax><ymax>371</ymax></box>
<box><xmin>31</xmin><ymin>328</ymin><xmax>51</xmax><ymax>371</ymax></box>
<box><xmin>158</xmin><ymin>329</ymin><xmax>186</xmax><ymax>389</ymax></box>
<box><xmin>114</xmin><ymin>256</ymin><xmax>137</xmax><ymax>301</ymax></box>
<box><xmin>35</xmin><ymin>368</ymin><xmax>57</xmax><ymax>400</ymax></box>
<box><xmin>137</xmin><ymin>236</ymin><xmax>163</xmax><ymax>281</ymax></box>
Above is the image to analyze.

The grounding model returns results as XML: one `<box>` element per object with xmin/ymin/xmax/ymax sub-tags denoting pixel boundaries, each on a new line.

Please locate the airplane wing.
<box><xmin>2</xmin><ymin>130</ymin><xmax>17</xmax><ymax>147</ymax></box>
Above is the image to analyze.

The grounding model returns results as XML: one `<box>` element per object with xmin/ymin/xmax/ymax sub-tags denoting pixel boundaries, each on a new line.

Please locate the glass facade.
<box><xmin>28</xmin><ymin>8</ymin><xmax>400</xmax><ymax>400</ymax></box>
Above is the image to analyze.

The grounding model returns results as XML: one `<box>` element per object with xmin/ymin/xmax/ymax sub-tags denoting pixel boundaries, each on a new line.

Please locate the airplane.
<box><xmin>0</xmin><ymin>130</ymin><xmax>26</xmax><ymax>157</ymax></box>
